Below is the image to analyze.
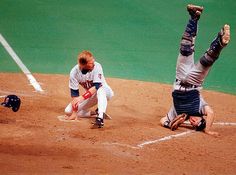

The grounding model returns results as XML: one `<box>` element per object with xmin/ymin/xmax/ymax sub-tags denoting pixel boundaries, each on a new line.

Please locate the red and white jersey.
<box><xmin>69</xmin><ymin>61</ymin><xmax>108</xmax><ymax>90</ymax></box>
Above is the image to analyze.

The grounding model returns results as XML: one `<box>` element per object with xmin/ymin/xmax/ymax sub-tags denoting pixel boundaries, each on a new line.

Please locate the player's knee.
<box><xmin>65</xmin><ymin>103</ymin><xmax>73</xmax><ymax>115</ymax></box>
<box><xmin>180</xmin><ymin>40</ymin><xmax>193</xmax><ymax>56</ymax></box>
<box><xmin>107</xmin><ymin>90</ymin><xmax>114</xmax><ymax>100</ymax></box>
<box><xmin>180</xmin><ymin>44</ymin><xmax>193</xmax><ymax>56</ymax></box>
<box><xmin>97</xmin><ymin>87</ymin><xmax>106</xmax><ymax>97</ymax></box>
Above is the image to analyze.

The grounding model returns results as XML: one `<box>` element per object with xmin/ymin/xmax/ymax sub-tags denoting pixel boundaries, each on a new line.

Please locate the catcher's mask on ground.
<box><xmin>189</xmin><ymin>116</ymin><xmax>206</xmax><ymax>131</ymax></box>
<box><xmin>1</xmin><ymin>95</ymin><xmax>21</xmax><ymax>112</ymax></box>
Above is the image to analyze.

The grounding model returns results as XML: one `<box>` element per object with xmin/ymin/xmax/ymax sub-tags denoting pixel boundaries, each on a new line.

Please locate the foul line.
<box><xmin>213</xmin><ymin>122</ymin><xmax>236</xmax><ymax>126</ymax></box>
<box><xmin>103</xmin><ymin>121</ymin><xmax>236</xmax><ymax>149</ymax></box>
<box><xmin>103</xmin><ymin>130</ymin><xmax>194</xmax><ymax>149</ymax></box>
<box><xmin>137</xmin><ymin>130</ymin><xmax>194</xmax><ymax>148</ymax></box>
<box><xmin>0</xmin><ymin>33</ymin><xmax>43</xmax><ymax>92</ymax></box>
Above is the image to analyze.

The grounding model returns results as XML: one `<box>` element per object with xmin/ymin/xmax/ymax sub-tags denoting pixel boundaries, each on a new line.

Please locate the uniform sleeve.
<box><xmin>200</xmin><ymin>95</ymin><xmax>208</xmax><ymax>115</ymax></box>
<box><xmin>69</xmin><ymin>65</ymin><xmax>79</xmax><ymax>90</ymax></box>
<box><xmin>93</xmin><ymin>63</ymin><xmax>104</xmax><ymax>83</ymax></box>
<box><xmin>166</xmin><ymin>105</ymin><xmax>177</xmax><ymax>122</ymax></box>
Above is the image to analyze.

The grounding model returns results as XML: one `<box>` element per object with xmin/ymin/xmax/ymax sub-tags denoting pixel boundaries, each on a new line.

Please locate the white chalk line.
<box><xmin>213</xmin><ymin>122</ymin><xmax>236</xmax><ymax>126</ymax></box>
<box><xmin>0</xmin><ymin>33</ymin><xmax>43</xmax><ymax>92</ymax></box>
<box><xmin>104</xmin><ymin>121</ymin><xmax>236</xmax><ymax>149</ymax></box>
<box><xmin>103</xmin><ymin>130</ymin><xmax>194</xmax><ymax>149</ymax></box>
<box><xmin>0</xmin><ymin>90</ymin><xmax>37</xmax><ymax>98</ymax></box>
<box><xmin>137</xmin><ymin>130</ymin><xmax>194</xmax><ymax>148</ymax></box>
<box><xmin>103</xmin><ymin>142</ymin><xmax>139</xmax><ymax>149</ymax></box>
<box><xmin>184</xmin><ymin>121</ymin><xmax>236</xmax><ymax>126</ymax></box>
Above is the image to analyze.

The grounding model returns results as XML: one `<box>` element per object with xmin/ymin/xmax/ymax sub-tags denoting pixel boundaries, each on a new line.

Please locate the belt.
<box><xmin>175</xmin><ymin>79</ymin><xmax>199</xmax><ymax>88</ymax></box>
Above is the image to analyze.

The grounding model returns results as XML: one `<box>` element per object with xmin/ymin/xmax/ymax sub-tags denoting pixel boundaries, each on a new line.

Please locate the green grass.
<box><xmin>0</xmin><ymin>0</ymin><xmax>235</xmax><ymax>94</ymax></box>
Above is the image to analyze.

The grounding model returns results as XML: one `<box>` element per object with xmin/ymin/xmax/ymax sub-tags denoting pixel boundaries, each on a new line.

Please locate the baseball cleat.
<box><xmin>92</xmin><ymin>108</ymin><xmax>112</xmax><ymax>120</ymax></box>
<box><xmin>221</xmin><ymin>24</ymin><xmax>230</xmax><ymax>45</ymax></box>
<box><xmin>187</xmin><ymin>4</ymin><xmax>204</xmax><ymax>20</ymax></box>
<box><xmin>91</xmin><ymin>117</ymin><xmax>104</xmax><ymax>129</ymax></box>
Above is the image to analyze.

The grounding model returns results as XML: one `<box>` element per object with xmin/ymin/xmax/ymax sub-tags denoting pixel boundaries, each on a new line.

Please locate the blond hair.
<box><xmin>78</xmin><ymin>50</ymin><xmax>94</xmax><ymax>65</ymax></box>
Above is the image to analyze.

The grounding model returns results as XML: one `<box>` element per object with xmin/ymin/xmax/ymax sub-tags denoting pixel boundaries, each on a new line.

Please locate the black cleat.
<box><xmin>91</xmin><ymin>117</ymin><xmax>104</xmax><ymax>128</ymax></box>
<box><xmin>187</xmin><ymin>4</ymin><xmax>204</xmax><ymax>20</ymax></box>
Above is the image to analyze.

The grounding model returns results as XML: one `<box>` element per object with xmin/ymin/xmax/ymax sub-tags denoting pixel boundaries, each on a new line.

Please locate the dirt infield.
<box><xmin>0</xmin><ymin>73</ymin><xmax>236</xmax><ymax>174</ymax></box>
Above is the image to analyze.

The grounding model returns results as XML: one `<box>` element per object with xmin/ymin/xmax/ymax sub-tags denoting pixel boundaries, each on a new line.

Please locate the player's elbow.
<box><xmin>160</xmin><ymin>117</ymin><xmax>167</xmax><ymax>126</ymax></box>
<box><xmin>205</xmin><ymin>106</ymin><xmax>214</xmax><ymax>117</ymax></box>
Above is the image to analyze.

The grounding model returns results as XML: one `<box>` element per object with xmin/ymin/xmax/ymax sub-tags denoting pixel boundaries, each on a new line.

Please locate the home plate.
<box><xmin>57</xmin><ymin>115</ymin><xmax>80</xmax><ymax>122</ymax></box>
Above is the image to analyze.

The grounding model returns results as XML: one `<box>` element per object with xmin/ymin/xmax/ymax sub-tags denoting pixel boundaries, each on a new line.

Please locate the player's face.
<box><xmin>79</xmin><ymin>58</ymin><xmax>95</xmax><ymax>71</ymax></box>
<box><xmin>85</xmin><ymin>58</ymin><xmax>95</xmax><ymax>70</ymax></box>
<box><xmin>189</xmin><ymin>116</ymin><xmax>202</xmax><ymax>126</ymax></box>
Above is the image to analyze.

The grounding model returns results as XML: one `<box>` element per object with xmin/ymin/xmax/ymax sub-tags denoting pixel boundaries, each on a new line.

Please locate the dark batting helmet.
<box><xmin>1</xmin><ymin>95</ymin><xmax>21</xmax><ymax>112</ymax></box>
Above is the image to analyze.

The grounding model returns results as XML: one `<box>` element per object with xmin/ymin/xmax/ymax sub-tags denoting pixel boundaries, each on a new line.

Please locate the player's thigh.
<box><xmin>176</xmin><ymin>53</ymin><xmax>194</xmax><ymax>80</ymax></box>
<box><xmin>103</xmin><ymin>86</ymin><xmax>114</xmax><ymax>100</ymax></box>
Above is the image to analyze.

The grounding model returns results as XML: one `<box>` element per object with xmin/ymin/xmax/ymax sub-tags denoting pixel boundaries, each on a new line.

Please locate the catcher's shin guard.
<box><xmin>180</xmin><ymin>19</ymin><xmax>198</xmax><ymax>56</ymax></box>
<box><xmin>200</xmin><ymin>24</ymin><xmax>230</xmax><ymax>67</ymax></box>
<box><xmin>180</xmin><ymin>5</ymin><xmax>203</xmax><ymax>56</ymax></box>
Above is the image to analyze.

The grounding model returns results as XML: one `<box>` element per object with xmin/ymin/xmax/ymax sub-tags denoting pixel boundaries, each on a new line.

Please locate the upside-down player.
<box><xmin>64</xmin><ymin>50</ymin><xmax>114</xmax><ymax>128</ymax></box>
<box><xmin>160</xmin><ymin>4</ymin><xmax>230</xmax><ymax>136</ymax></box>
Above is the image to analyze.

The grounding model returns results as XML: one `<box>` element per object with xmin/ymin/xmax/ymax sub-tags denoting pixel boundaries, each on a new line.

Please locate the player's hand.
<box><xmin>71</xmin><ymin>97</ymin><xmax>81</xmax><ymax>110</ymax></box>
<box><xmin>65</xmin><ymin>112</ymin><xmax>77</xmax><ymax>120</ymax></box>
<box><xmin>204</xmin><ymin>130</ymin><xmax>219</xmax><ymax>137</ymax></box>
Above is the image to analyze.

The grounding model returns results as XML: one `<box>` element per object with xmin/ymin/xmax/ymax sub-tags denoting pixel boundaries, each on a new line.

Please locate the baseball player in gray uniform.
<box><xmin>64</xmin><ymin>50</ymin><xmax>114</xmax><ymax>128</ymax></box>
<box><xmin>160</xmin><ymin>4</ymin><xmax>230</xmax><ymax>136</ymax></box>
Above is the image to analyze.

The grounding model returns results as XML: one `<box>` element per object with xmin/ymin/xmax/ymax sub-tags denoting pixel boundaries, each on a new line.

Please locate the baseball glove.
<box><xmin>170</xmin><ymin>113</ymin><xmax>188</xmax><ymax>131</ymax></box>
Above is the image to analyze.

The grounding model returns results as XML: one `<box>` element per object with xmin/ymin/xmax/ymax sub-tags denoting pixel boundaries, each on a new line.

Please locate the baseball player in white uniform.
<box><xmin>64</xmin><ymin>50</ymin><xmax>114</xmax><ymax>128</ymax></box>
<box><xmin>160</xmin><ymin>4</ymin><xmax>230</xmax><ymax>136</ymax></box>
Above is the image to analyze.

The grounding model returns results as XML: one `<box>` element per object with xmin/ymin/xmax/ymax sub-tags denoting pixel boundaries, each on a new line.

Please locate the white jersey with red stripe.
<box><xmin>65</xmin><ymin>61</ymin><xmax>114</xmax><ymax>119</ymax></box>
<box><xmin>69</xmin><ymin>61</ymin><xmax>108</xmax><ymax>90</ymax></box>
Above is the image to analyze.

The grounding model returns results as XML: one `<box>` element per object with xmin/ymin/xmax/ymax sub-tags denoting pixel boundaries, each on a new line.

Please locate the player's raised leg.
<box><xmin>176</xmin><ymin>4</ymin><xmax>203</xmax><ymax>80</ymax></box>
<box><xmin>200</xmin><ymin>24</ymin><xmax>230</xmax><ymax>67</ymax></box>
<box><xmin>185</xmin><ymin>24</ymin><xmax>231</xmax><ymax>85</ymax></box>
<box><xmin>180</xmin><ymin>4</ymin><xmax>203</xmax><ymax>56</ymax></box>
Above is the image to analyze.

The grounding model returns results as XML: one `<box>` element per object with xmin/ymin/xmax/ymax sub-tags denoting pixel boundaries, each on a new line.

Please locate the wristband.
<box><xmin>82</xmin><ymin>90</ymin><xmax>92</xmax><ymax>100</ymax></box>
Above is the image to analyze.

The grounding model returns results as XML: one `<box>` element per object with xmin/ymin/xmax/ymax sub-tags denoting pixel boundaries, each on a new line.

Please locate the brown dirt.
<box><xmin>0</xmin><ymin>72</ymin><xmax>236</xmax><ymax>175</ymax></box>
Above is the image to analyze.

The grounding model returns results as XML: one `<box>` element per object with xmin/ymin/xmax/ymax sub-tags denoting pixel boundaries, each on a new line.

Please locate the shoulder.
<box><xmin>70</xmin><ymin>65</ymin><xmax>79</xmax><ymax>75</ymax></box>
<box><xmin>94</xmin><ymin>61</ymin><xmax>103</xmax><ymax>71</ymax></box>
<box><xmin>94</xmin><ymin>61</ymin><xmax>102</xmax><ymax>68</ymax></box>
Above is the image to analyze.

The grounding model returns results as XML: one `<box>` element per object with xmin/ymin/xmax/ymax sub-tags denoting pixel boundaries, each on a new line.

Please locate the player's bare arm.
<box><xmin>71</xmin><ymin>86</ymin><xmax>97</xmax><ymax>110</ymax></box>
<box><xmin>65</xmin><ymin>86</ymin><xmax>97</xmax><ymax>120</ymax></box>
<box><xmin>203</xmin><ymin>106</ymin><xmax>219</xmax><ymax>136</ymax></box>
